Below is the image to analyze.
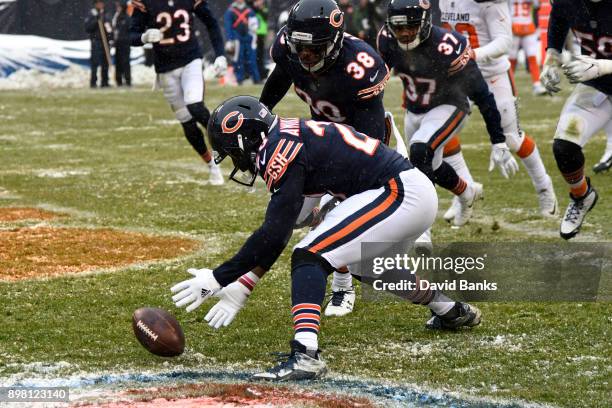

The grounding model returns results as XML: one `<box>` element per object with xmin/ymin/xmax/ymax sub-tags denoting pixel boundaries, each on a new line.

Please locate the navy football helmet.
<box><xmin>207</xmin><ymin>96</ymin><xmax>276</xmax><ymax>186</ymax></box>
<box><xmin>385</xmin><ymin>0</ymin><xmax>432</xmax><ymax>51</ymax></box>
<box><xmin>285</xmin><ymin>0</ymin><xmax>345</xmax><ymax>73</ymax></box>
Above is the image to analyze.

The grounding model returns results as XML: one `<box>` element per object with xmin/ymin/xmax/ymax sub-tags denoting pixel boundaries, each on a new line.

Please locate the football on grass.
<box><xmin>132</xmin><ymin>307</ymin><xmax>185</xmax><ymax>357</ymax></box>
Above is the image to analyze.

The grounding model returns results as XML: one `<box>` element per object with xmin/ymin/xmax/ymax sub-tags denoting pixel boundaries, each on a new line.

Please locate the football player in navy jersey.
<box><xmin>260</xmin><ymin>0</ymin><xmax>391</xmax><ymax>318</ymax></box>
<box><xmin>378</xmin><ymin>0</ymin><xmax>518</xmax><ymax>230</ymax></box>
<box><xmin>261</xmin><ymin>0</ymin><xmax>389</xmax><ymax>142</ymax></box>
<box><xmin>170</xmin><ymin>96</ymin><xmax>481</xmax><ymax>381</ymax></box>
<box><xmin>130</xmin><ymin>0</ymin><xmax>227</xmax><ymax>185</ymax></box>
<box><xmin>539</xmin><ymin>0</ymin><xmax>612</xmax><ymax>239</ymax></box>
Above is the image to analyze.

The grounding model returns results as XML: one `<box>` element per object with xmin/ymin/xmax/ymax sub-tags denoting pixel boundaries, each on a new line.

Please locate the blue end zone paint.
<box><xmin>10</xmin><ymin>369</ymin><xmax>532</xmax><ymax>408</ymax></box>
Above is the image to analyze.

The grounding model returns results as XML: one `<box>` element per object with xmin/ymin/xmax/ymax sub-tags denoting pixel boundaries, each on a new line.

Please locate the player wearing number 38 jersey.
<box><xmin>260</xmin><ymin>0</ymin><xmax>389</xmax><ymax>143</ymax></box>
<box><xmin>130</xmin><ymin>0</ymin><xmax>227</xmax><ymax>185</ymax></box>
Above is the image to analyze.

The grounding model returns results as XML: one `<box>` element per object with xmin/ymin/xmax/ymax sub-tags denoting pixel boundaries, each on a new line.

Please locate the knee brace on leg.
<box><xmin>174</xmin><ymin>107</ymin><xmax>192</xmax><ymax>123</ymax></box>
<box><xmin>186</xmin><ymin>102</ymin><xmax>211</xmax><ymax>128</ymax></box>
<box><xmin>409</xmin><ymin>143</ymin><xmax>435</xmax><ymax>181</ymax></box>
<box><xmin>553</xmin><ymin>139</ymin><xmax>584</xmax><ymax>179</ymax></box>
<box><xmin>181</xmin><ymin>119</ymin><xmax>207</xmax><ymax>156</ymax></box>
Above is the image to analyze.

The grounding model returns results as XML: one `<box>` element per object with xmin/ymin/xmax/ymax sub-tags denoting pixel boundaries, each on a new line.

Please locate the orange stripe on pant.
<box><xmin>308</xmin><ymin>179</ymin><xmax>399</xmax><ymax>254</ymax></box>
<box><xmin>430</xmin><ymin>111</ymin><xmax>465</xmax><ymax>151</ymax></box>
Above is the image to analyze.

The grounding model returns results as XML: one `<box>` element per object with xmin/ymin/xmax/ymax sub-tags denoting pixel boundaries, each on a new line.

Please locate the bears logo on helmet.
<box><xmin>329</xmin><ymin>9</ymin><xmax>344</xmax><ymax>28</ymax></box>
<box><xmin>221</xmin><ymin>111</ymin><xmax>245</xmax><ymax>134</ymax></box>
<box><xmin>419</xmin><ymin>0</ymin><xmax>431</xmax><ymax>9</ymax></box>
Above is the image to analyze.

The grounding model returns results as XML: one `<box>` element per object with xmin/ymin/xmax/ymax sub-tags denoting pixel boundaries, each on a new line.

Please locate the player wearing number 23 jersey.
<box><xmin>130</xmin><ymin>0</ymin><xmax>227</xmax><ymax>185</ymax></box>
<box><xmin>260</xmin><ymin>0</ymin><xmax>390</xmax><ymax>143</ymax></box>
<box><xmin>130</xmin><ymin>0</ymin><xmax>224</xmax><ymax>73</ymax></box>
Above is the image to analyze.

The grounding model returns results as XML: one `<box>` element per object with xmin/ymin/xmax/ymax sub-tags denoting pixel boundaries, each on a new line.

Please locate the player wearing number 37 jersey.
<box><xmin>130</xmin><ymin>0</ymin><xmax>227</xmax><ymax>185</ymax></box>
<box><xmin>377</xmin><ymin>0</ymin><xmax>517</xmax><ymax>230</ymax></box>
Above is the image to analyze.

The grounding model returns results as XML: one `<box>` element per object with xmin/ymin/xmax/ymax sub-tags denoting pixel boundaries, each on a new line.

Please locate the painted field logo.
<box><xmin>136</xmin><ymin>320</ymin><xmax>158</xmax><ymax>342</ymax></box>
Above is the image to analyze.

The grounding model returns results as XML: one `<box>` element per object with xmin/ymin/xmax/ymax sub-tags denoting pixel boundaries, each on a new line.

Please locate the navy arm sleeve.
<box><xmin>194</xmin><ymin>1</ymin><xmax>225</xmax><ymax>57</ymax></box>
<box><xmin>213</xmin><ymin>165</ymin><xmax>306</xmax><ymax>286</ymax></box>
<box><xmin>547</xmin><ymin>1</ymin><xmax>571</xmax><ymax>52</ymax></box>
<box><xmin>129</xmin><ymin>8</ymin><xmax>147</xmax><ymax>46</ymax></box>
<box><xmin>461</xmin><ymin>60</ymin><xmax>505</xmax><ymax>145</ymax></box>
<box><xmin>352</xmin><ymin>97</ymin><xmax>387</xmax><ymax>142</ymax></box>
<box><xmin>259</xmin><ymin>63</ymin><xmax>293</xmax><ymax>110</ymax></box>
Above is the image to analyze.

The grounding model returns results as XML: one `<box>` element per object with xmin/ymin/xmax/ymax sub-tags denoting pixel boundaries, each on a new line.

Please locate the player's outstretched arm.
<box><xmin>540</xmin><ymin>0</ymin><xmax>571</xmax><ymax>93</ymax></box>
<box><xmin>198</xmin><ymin>166</ymin><xmax>305</xmax><ymax>328</ymax></box>
<box><xmin>194</xmin><ymin>1</ymin><xmax>225</xmax><ymax>58</ymax></box>
<box><xmin>462</xmin><ymin>61</ymin><xmax>519</xmax><ymax>178</ymax></box>
<box><xmin>129</xmin><ymin>2</ymin><xmax>152</xmax><ymax>46</ymax></box>
<box><xmin>260</xmin><ymin>64</ymin><xmax>293</xmax><ymax>111</ymax></box>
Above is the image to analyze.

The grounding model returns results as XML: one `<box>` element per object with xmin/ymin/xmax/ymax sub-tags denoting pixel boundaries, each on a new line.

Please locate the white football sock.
<box><xmin>295</xmin><ymin>332</ymin><xmax>318</xmax><ymax>350</ymax></box>
<box><xmin>521</xmin><ymin>146</ymin><xmax>550</xmax><ymax>191</ymax></box>
<box><xmin>428</xmin><ymin>291</ymin><xmax>455</xmax><ymax>316</ymax></box>
<box><xmin>444</xmin><ymin>152</ymin><xmax>474</xmax><ymax>183</ymax></box>
<box><xmin>331</xmin><ymin>271</ymin><xmax>353</xmax><ymax>292</ymax></box>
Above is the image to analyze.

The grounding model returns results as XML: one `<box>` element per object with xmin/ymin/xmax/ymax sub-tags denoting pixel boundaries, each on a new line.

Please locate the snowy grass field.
<box><xmin>0</xmin><ymin>70</ymin><xmax>610</xmax><ymax>407</ymax></box>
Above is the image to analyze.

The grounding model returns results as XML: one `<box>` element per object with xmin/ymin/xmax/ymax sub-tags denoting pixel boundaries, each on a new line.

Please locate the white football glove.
<box><xmin>540</xmin><ymin>49</ymin><xmax>562</xmax><ymax>94</ymax></box>
<box><xmin>489</xmin><ymin>142</ymin><xmax>519</xmax><ymax>179</ymax></box>
<box><xmin>213</xmin><ymin>55</ymin><xmax>228</xmax><ymax>77</ymax></box>
<box><xmin>205</xmin><ymin>280</ymin><xmax>250</xmax><ymax>329</ymax></box>
<box><xmin>141</xmin><ymin>28</ymin><xmax>162</xmax><ymax>44</ymax></box>
<box><xmin>562</xmin><ymin>55</ymin><xmax>612</xmax><ymax>84</ymax></box>
<box><xmin>171</xmin><ymin>268</ymin><xmax>221</xmax><ymax>312</ymax></box>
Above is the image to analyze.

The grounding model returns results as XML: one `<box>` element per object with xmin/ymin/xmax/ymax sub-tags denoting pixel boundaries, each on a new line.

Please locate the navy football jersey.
<box><xmin>548</xmin><ymin>0</ymin><xmax>612</xmax><ymax>95</ymax></box>
<box><xmin>268</xmin><ymin>29</ymin><xmax>390</xmax><ymax>139</ymax></box>
<box><xmin>130</xmin><ymin>0</ymin><xmax>224</xmax><ymax>73</ymax></box>
<box><xmin>257</xmin><ymin>118</ymin><xmax>411</xmax><ymax>196</ymax></box>
<box><xmin>212</xmin><ymin>117</ymin><xmax>413</xmax><ymax>286</ymax></box>
<box><xmin>377</xmin><ymin>25</ymin><xmax>473</xmax><ymax>114</ymax></box>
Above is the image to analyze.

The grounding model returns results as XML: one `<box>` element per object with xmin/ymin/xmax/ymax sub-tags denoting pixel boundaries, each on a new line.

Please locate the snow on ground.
<box><xmin>0</xmin><ymin>64</ymin><xmax>157</xmax><ymax>90</ymax></box>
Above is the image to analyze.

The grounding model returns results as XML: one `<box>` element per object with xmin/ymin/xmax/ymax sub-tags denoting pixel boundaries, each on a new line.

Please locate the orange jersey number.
<box><xmin>441</xmin><ymin>22</ymin><xmax>480</xmax><ymax>49</ymax></box>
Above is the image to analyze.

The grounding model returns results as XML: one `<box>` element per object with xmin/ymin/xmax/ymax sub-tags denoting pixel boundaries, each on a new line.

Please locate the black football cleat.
<box><xmin>426</xmin><ymin>302</ymin><xmax>482</xmax><ymax>330</ymax></box>
<box><xmin>252</xmin><ymin>340</ymin><xmax>327</xmax><ymax>381</ymax></box>
<box><xmin>593</xmin><ymin>153</ymin><xmax>612</xmax><ymax>174</ymax></box>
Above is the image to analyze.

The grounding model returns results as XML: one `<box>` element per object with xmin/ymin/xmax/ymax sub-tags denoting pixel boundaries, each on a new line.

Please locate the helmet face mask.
<box><xmin>286</xmin><ymin>32</ymin><xmax>339</xmax><ymax>72</ymax></box>
<box><xmin>285</xmin><ymin>0</ymin><xmax>344</xmax><ymax>73</ymax></box>
<box><xmin>386</xmin><ymin>0</ymin><xmax>432</xmax><ymax>51</ymax></box>
<box><xmin>208</xmin><ymin>96</ymin><xmax>276</xmax><ymax>187</ymax></box>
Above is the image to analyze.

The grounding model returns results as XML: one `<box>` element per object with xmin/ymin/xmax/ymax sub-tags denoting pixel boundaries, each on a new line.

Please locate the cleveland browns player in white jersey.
<box><xmin>438</xmin><ymin>0</ymin><xmax>558</xmax><ymax>220</ymax></box>
<box><xmin>509</xmin><ymin>0</ymin><xmax>547</xmax><ymax>95</ymax></box>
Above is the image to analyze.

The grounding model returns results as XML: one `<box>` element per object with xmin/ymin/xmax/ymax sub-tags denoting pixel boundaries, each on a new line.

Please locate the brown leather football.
<box><xmin>132</xmin><ymin>307</ymin><xmax>185</xmax><ymax>357</ymax></box>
